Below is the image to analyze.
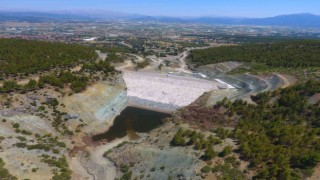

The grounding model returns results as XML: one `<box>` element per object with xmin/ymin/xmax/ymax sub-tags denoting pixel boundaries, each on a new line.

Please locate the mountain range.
<box><xmin>0</xmin><ymin>11</ymin><xmax>320</xmax><ymax>27</ymax></box>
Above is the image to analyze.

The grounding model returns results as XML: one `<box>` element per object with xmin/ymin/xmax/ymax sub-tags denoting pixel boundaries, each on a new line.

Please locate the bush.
<box><xmin>202</xmin><ymin>148</ymin><xmax>217</xmax><ymax>161</ymax></box>
<box><xmin>171</xmin><ymin>129</ymin><xmax>186</xmax><ymax>146</ymax></box>
<box><xmin>15</xmin><ymin>142</ymin><xmax>27</xmax><ymax>148</ymax></box>
<box><xmin>201</xmin><ymin>166</ymin><xmax>212</xmax><ymax>173</ymax></box>
<box><xmin>212</xmin><ymin>164</ymin><xmax>245</xmax><ymax>179</ymax></box>
<box><xmin>12</xmin><ymin>123</ymin><xmax>20</xmax><ymax>129</ymax></box>
<box><xmin>219</xmin><ymin>146</ymin><xmax>233</xmax><ymax>157</ymax></box>
<box><xmin>17</xmin><ymin>136</ymin><xmax>27</xmax><ymax>141</ymax></box>
<box><xmin>120</xmin><ymin>164</ymin><xmax>129</xmax><ymax>173</ymax></box>
<box><xmin>136</xmin><ymin>61</ymin><xmax>150</xmax><ymax>69</ymax></box>
<box><xmin>0</xmin><ymin>158</ymin><xmax>17</xmax><ymax>179</ymax></box>
<box><xmin>214</xmin><ymin>128</ymin><xmax>230</xmax><ymax>139</ymax></box>
<box><xmin>225</xmin><ymin>156</ymin><xmax>237</xmax><ymax>164</ymax></box>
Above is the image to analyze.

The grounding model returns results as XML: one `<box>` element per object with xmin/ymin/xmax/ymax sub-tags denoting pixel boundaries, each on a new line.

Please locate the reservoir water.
<box><xmin>93</xmin><ymin>106</ymin><xmax>170</xmax><ymax>142</ymax></box>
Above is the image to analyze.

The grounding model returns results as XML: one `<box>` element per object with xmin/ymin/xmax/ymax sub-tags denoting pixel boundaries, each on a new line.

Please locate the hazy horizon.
<box><xmin>0</xmin><ymin>0</ymin><xmax>320</xmax><ymax>18</ymax></box>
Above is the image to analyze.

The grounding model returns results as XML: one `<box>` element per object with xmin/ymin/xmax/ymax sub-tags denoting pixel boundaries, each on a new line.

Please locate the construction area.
<box><xmin>123</xmin><ymin>71</ymin><xmax>225</xmax><ymax>112</ymax></box>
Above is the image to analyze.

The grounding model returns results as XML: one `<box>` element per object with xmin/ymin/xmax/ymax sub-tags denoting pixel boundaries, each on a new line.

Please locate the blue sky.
<box><xmin>1</xmin><ymin>0</ymin><xmax>319</xmax><ymax>17</ymax></box>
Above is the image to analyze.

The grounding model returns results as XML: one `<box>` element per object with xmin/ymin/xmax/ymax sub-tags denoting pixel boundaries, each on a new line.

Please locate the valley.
<box><xmin>0</xmin><ymin>19</ymin><xmax>319</xmax><ymax>180</ymax></box>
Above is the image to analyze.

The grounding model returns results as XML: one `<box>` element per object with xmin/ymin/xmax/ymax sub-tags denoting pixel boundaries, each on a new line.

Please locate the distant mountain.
<box><xmin>0</xmin><ymin>11</ymin><xmax>320</xmax><ymax>27</ymax></box>
<box><xmin>135</xmin><ymin>13</ymin><xmax>320</xmax><ymax>27</ymax></box>
<box><xmin>242</xmin><ymin>13</ymin><xmax>320</xmax><ymax>27</ymax></box>
<box><xmin>0</xmin><ymin>11</ymin><xmax>97</xmax><ymax>22</ymax></box>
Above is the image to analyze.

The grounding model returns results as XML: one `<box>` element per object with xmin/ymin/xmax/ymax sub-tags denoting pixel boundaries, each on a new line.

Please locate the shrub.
<box><xmin>201</xmin><ymin>166</ymin><xmax>212</xmax><ymax>173</ymax></box>
<box><xmin>219</xmin><ymin>146</ymin><xmax>233</xmax><ymax>157</ymax></box>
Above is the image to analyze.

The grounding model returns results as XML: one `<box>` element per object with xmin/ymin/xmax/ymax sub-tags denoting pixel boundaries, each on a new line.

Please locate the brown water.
<box><xmin>92</xmin><ymin>106</ymin><xmax>170</xmax><ymax>142</ymax></box>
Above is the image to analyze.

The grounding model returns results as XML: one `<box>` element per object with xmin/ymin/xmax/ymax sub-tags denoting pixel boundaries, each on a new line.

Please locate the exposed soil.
<box><xmin>174</xmin><ymin>93</ymin><xmax>236</xmax><ymax>131</ymax></box>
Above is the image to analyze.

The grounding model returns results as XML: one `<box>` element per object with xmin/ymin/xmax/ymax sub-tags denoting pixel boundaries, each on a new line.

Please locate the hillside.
<box><xmin>1</xmin><ymin>11</ymin><xmax>320</xmax><ymax>27</ymax></box>
<box><xmin>0</xmin><ymin>39</ymin><xmax>97</xmax><ymax>77</ymax></box>
<box><xmin>0</xmin><ymin>39</ymin><xmax>118</xmax><ymax>94</ymax></box>
<box><xmin>167</xmin><ymin>80</ymin><xmax>320</xmax><ymax>179</ymax></box>
<box><xmin>188</xmin><ymin>40</ymin><xmax>320</xmax><ymax>68</ymax></box>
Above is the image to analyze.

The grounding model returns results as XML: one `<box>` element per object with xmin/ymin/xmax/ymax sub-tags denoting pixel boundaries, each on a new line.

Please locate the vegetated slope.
<box><xmin>213</xmin><ymin>80</ymin><xmax>320</xmax><ymax>179</ymax></box>
<box><xmin>0</xmin><ymin>60</ymin><xmax>116</xmax><ymax>93</ymax></box>
<box><xmin>188</xmin><ymin>40</ymin><xmax>320</xmax><ymax>68</ymax></box>
<box><xmin>174</xmin><ymin>81</ymin><xmax>320</xmax><ymax>178</ymax></box>
<box><xmin>0</xmin><ymin>39</ymin><xmax>97</xmax><ymax>77</ymax></box>
<box><xmin>0</xmin><ymin>39</ymin><xmax>118</xmax><ymax>93</ymax></box>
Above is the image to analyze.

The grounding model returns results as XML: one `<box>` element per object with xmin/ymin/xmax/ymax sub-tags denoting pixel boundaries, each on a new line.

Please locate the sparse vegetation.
<box><xmin>15</xmin><ymin>134</ymin><xmax>66</xmax><ymax>154</ymax></box>
<box><xmin>118</xmin><ymin>164</ymin><xmax>132</xmax><ymax>180</ymax></box>
<box><xmin>171</xmin><ymin>128</ymin><xmax>220</xmax><ymax>161</ymax></box>
<box><xmin>41</xmin><ymin>155</ymin><xmax>71</xmax><ymax>180</ymax></box>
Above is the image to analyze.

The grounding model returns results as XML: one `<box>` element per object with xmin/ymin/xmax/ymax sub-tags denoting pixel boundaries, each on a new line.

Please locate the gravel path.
<box><xmin>71</xmin><ymin>137</ymin><xmax>129</xmax><ymax>180</ymax></box>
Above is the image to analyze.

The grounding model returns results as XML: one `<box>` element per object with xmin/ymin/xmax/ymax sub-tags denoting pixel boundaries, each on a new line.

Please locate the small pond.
<box><xmin>92</xmin><ymin>106</ymin><xmax>170</xmax><ymax>142</ymax></box>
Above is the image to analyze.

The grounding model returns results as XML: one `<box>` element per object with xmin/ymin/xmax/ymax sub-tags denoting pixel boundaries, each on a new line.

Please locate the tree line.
<box><xmin>0</xmin><ymin>39</ymin><xmax>97</xmax><ymax>77</ymax></box>
<box><xmin>188</xmin><ymin>40</ymin><xmax>320</xmax><ymax>68</ymax></box>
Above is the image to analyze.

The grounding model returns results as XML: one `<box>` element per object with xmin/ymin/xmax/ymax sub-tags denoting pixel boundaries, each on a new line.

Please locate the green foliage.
<box><xmin>0</xmin><ymin>72</ymin><xmax>94</xmax><ymax>94</ymax></box>
<box><xmin>105</xmin><ymin>53</ymin><xmax>123</xmax><ymax>63</ymax></box>
<box><xmin>15</xmin><ymin>134</ymin><xmax>66</xmax><ymax>154</ymax></box>
<box><xmin>120</xmin><ymin>164</ymin><xmax>129</xmax><ymax>173</ymax></box>
<box><xmin>98</xmin><ymin>45</ymin><xmax>131</xmax><ymax>53</ymax></box>
<box><xmin>24</xmin><ymin>79</ymin><xmax>38</xmax><ymax>91</ymax></box>
<box><xmin>39</xmin><ymin>71</ymin><xmax>89</xmax><ymax>93</ymax></box>
<box><xmin>221</xmin><ymin>80</ymin><xmax>320</xmax><ymax>178</ymax></box>
<box><xmin>189</xmin><ymin>40</ymin><xmax>320</xmax><ymax>68</ymax></box>
<box><xmin>119</xmin><ymin>164</ymin><xmax>132</xmax><ymax>180</ymax></box>
<box><xmin>150</xmin><ymin>167</ymin><xmax>156</xmax><ymax>172</ymax></box>
<box><xmin>202</xmin><ymin>148</ymin><xmax>217</xmax><ymax>161</ymax></box>
<box><xmin>0</xmin><ymin>136</ymin><xmax>5</xmax><ymax>142</ymax></box>
<box><xmin>170</xmin><ymin>128</ymin><xmax>186</xmax><ymax>146</ymax></box>
<box><xmin>16</xmin><ymin>136</ymin><xmax>27</xmax><ymax>141</ymax></box>
<box><xmin>225</xmin><ymin>156</ymin><xmax>237</xmax><ymax>165</ymax></box>
<box><xmin>15</xmin><ymin>142</ymin><xmax>27</xmax><ymax>148</ymax></box>
<box><xmin>0</xmin><ymin>79</ymin><xmax>39</xmax><ymax>93</ymax></box>
<box><xmin>211</xmin><ymin>164</ymin><xmax>245</xmax><ymax>180</ymax></box>
<box><xmin>12</xmin><ymin>123</ymin><xmax>20</xmax><ymax>129</ymax></box>
<box><xmin>38</xmin><ymin>106</ymin><xmax>46</xmax><ymax>112</ymax></box>
<box><xmin>219</xmin><ymin>146</ymin><xmax>233</xmax><ymax>157</ymax></box>
<box><xmin>41</xmin><ymin>155</ymin><xmax>71</xmax><ymax>180</ymax></box>
<box><xmin>201</xmin><ymin>166</ymin><xmax>212</xmax><ymax>173</ymax></box>
<box><xmin>171</xmin><ymin>128</ymin><xmax>222</xmax><ymax>163</ymax></box>
<box><xmin>46</xmin><ymin>98</ymin><xmax>59</xmax><ymax>108</ymax></box>
<box><xmin>81</xmin><ymin>60</ymin><xmax>116</xmax><ymax>75</ymax></box>
<box><xmin>0</xmin><ymin>39</ymin><xmax>97</xmax><ymax>77</ymax></box>
<box><xmin>136</xmin><ymin>61</ymin><xmax>150</xmax><ymax>69</ymax></box>
<box><xmin>0</xmin><ymin>158</ymin><xmax>17</xmax><ymax>179</ymax></box>
<box><xmin>214</xmin><ymin>127</ymin><xmax>230</xmax><ymax>139</ymax></box>
<box><xmin>0</xmin><ymin>81</ymin><xmax>20</xmax><ymax>93</ymax></box>
<box><xmin>120</xmin><ymin>171</ymin><xmax>132</xmax><ymax>180</ymax></box>
<box><xmin>31</xmin><ymin>168</ymin><xmax>38</xmax><ymax>173</ymax></box>
<box><xmin>177</xmin><ymin>42</ymin><xmax>209</xmax><ymax>48</ymax></box>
